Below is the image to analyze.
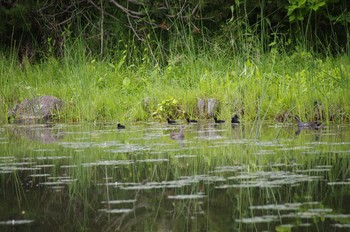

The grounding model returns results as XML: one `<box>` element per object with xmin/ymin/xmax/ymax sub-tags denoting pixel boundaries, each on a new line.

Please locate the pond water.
<box><xmin>0</xmin><ymin>122</ymin><xmax>350</xmax><ymax>231</ymax></box>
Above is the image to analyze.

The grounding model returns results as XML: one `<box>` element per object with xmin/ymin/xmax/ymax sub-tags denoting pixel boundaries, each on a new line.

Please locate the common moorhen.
<box><xmin>170</xmin><ymin>126</ymin><xmax>185</xmax><ymax>140</ymax></box>
<box><xmin>167</xmin><ymin>118</ymin><xmax>176</xmax><ymax>124</ymax></box>
<box><xmin>186</xmin><ymin>118</ymin><xmax>198</xmax><ymax>123</ymax></box>
<box><xmin>214</xmin><ymin>116</ymin><xmax>225</xmax><ymax>123</ymax></box>
<box><xmin>231</xmin><ymin>114</ymin><xmax>240</xmax><ymax>124</ymax></box>
<box><xmin>117</xmin><ymin>123</ymin><xmax>125</xmax><ymax>129</ymax></box>
<box><xmin>294</xmin><ymin>115</ymin><xmax>323</xmax><ymax>130</ymax></box>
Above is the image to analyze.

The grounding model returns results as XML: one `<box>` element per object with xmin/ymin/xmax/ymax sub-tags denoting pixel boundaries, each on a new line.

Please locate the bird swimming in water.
<box><xmin>214</xmin><ymin>116</ymin><xmax>225</xmax><ymax>123</ymax></box>
<box><xmin>117</xmin><ymin>123</ymin><xmax>125</xmax><ymax>129</ymax></box>
<box><xmin>294</xmin><ymin>115</ymin><xmax>323</xmax><ymax>130</ymax></box>
<box><xmin>186</xmin><ymin>118</ymin><xmax>198</xmax><ymax>123</ymax></box>
<box><xmin>231</xmin><ymin>114</ymin><xmax>240</xmax><ymax>124</ymax></box>
<box><xmin>170</xmin><ymin>126</ymin><xmax>185</xmax><ymax>140</ymax></box>
<box><xmin>167</xmin><ymin>118</ymin><xmax>176</xmax><ymax>124</ymax></box>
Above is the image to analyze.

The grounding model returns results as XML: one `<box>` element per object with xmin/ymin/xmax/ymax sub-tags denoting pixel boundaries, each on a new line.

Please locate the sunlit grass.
<box><xmin>0</xmin><ymin>45</ymin><xmax>349</xmax><ymax>124</ymax></box>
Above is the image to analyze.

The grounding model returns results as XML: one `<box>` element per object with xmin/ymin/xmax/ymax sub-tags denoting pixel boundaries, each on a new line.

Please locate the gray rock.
<box><xmin>8</xmin><ymin>95</ymin><xmax>64</xmax><ymax>123</ymax></box>
<box><xmin>197</xmin><ymin>99</ymin><xmax>206</xmax><ymax>117</ymax></box>
<box><xmin>197</xmin><ymin>98</ymin><xmax>219</xmax><ymax>118</ymax></box>
<box><xmin>208</xmin><ymin>98</ymin><xmax>219</xmax><ymax>117</ymax></box>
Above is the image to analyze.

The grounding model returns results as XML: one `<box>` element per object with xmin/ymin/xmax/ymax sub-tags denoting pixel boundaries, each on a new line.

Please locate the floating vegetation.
<box><xmin>236</xmin><ymin>215</ymin><xmax>279</xmax><ymax>223</ymax></box>
<box><xmin>168</xmin><ymin>193</ymin><xmax>206</xmax><ymax>200</ymax></box>
<box><xmin>238</xmin><ymin>205</ymin><xmax>341</xmax><ymax>225</ymax></box>
<box><xmin>33</xmin><ymin>149</ymin><xmax>56</xmax><ymax>152</ymax></box>
<box><xmin>267</xmin><ymin>163</ymin><xmax>301</xmax><ymax>168</ymax></box>
<box><xmin>275</xmin><ymin>223</ymin><xmax>312</xmax><ymax>229</ymax></box>
<box><xmin>97</xmin><ymin>141</ymin><xmax>123</xmax><ymax>148</ymax></box>
<box><xmin>40</xmin><ymin>176</ymin><xmax>77</xmax><ymax>186</ymax></box>
<box><xmin>296</xmin><ymin>168</ymin><xmax>332</xmax><ymax>173</ymax></box>
<box><xmin>60</xmin><ymin>165</ymin><xmax>78</xmax><ymax>168</ymax></box>
<box><xmin>59</xmin><ymin>142</ymin><xmax>95</xmax><ymax>148</ymax></box>
<box><xmin>174</xmin><ymin>154</ymin><xmax>197</xmax><ymax>158</ymax></box>
<box><xmin>0</xmin><ymin>122</ymin><xmax>349</xmax><ymax>231</ymax></box>
<box><xmin>332</xmin><ymin>224</ymin><xmax>350</xmax><ymax>228</ymax></box>
<box><xmin>326</xmin><ymin>214</ymin><xmax>350</xmax><ymax>219</ymax></box>
<box><xmin>29</xmin><ymin>174</ymin><xmax>51</xmax><ymax>177</ymax></box>
<box><xmin>0</xmin><ymin>156</ymin><xmax>15</xmax><ymax>160</ymax></box>
<box><xmin>253</xmin><ymin>150</ymin><xmax>276</xmax><ymax>155</ymax></box>
<box><xmin>328</xmin><ymin>181</ymin><xmax>350</xmax><ymax>185</ymax></box>
<box><xmin>140</xmin><ymin>132</ymin><xmax>166</xmax><ymax>139</ymax></box>
<box><xmin>35</xmin><ymin>156</ymin><xmax>70</xmax><ymax>160</ymax></box>
<box><xmin>39</xmin><ymin>181</ymin><xmax>66</xmax><ymax>186</ymax></box>
<box><xmin>100</xmin><ymin>209</ymin><xmax>134</xmax><ymax>214</ymax></box>
<box><xmin>308</xmin><ymin>208</ymin><xmax>333</xmax><ymax>213</ymax></box>
<box><xmin>227</xmin><ymin>174</ymin><xmax>259</xmax><ymax>180</ymax></box>
<box><xmin>33</xmin><ymin>164</ymin><xmax>55</xmax><ymax>168</ymax></box>
<box><xmin>101</xmin><ymin>199</ymin><xmax>136</xmax><ymax>204</ymax></box>
<box><xmin>249</xmin><ymin>202</ymin><xmax>320</xmax><ymax>210</ymax></box>
<box><xmin>0</xmin><ymin>170</ymin><xmax>13</xmax><ymax>174</ymax></box>
<box><xmin>107</xmin><ymin>144</ymin><xmax>151</xmax><ymax>153</ymax></box>
<box><xmin>216</xmin><ymin>171</ymin><xmax>323</xmax><ymax>189</ymax></box>
<box><xmin>211</xmin><ymin>165</ymin><xmax>245</xmax><ymax>173</ymax></box>
<box><xmin>252</xmin><ymin>141</ymin><xmax>285</xmax><ymax>147</ymax></box>
<box><xmin>179</xmin><ymin>175</ymin><xmax>226</xmax><ymax>182</ymax></box>
<box><xmin>278</xmin><ymin>146</ymin><xmax>314</xmax><ymax>151</ymax></box>
<box><xmin>118</xmin><ymin>180</ymin><xmax>191</xmax><ymax>190</ymax></box>
<box><xmin>217</xmin><ymin>139</ymin><xmax>250</xmax><ymax>145</ymax></box>
<box><xmin>197</xmin><ymin>135</ymin><xmax>225</xmax><ymax>140</ymax></box>
<box><xmin>82</xmin><ymin>160</ymin><xmax>134</xmax><ymax>167</ymax></box>
<box><xmin>0</xmin><ymin>166</ymin><xmax>41</xmax><ymax>171</ymax></box>
<box><xmin>136</xmin><ymin>158</ymin><xmax>169</xmax><ymax>163</ymax></box>
<box><xmin>0</xmin><ymin>220</ymin><xmax>34</xmax><ymax>225</ymax></box>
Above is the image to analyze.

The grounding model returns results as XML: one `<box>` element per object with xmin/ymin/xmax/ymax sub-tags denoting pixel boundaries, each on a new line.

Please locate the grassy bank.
<box><xmin>0</xmin><ymin>47</ymin><xmax>349</xmax><ymax>124</ymax></box>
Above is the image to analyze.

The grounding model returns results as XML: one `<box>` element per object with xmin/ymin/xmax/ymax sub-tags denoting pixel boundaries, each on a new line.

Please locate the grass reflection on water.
<box><xmin>0</xmin><ymin>122</ymin><xmax>350</xmax><ymax>231</ymax></box>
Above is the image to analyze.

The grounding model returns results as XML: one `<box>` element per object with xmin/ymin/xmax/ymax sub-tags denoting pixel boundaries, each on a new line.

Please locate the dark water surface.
<box><xmin>0</xmin><ymin>122</ymin><xmax>350</xmax><ymax>231</ymax></box>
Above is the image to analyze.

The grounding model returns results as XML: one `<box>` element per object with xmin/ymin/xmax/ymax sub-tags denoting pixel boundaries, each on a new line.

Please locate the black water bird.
<box><xmin>231</xmin><ymin>114</ymin><xmax>240</xmax><ymax>124</ymax></box>
<box><xmin>170</xmin><ymin>126</ymin><xmax>185</xmax><ymax>140</ymax></box>
<box><xmin>294</xmin><ymin>115</ymin><xmax>323</xmax><ymax>130</ymax></box>
<box><xmin>167</xmin><ymin>118</ymin><xmax>177</xmax><ymax>124</ymax></box>
<box><xmin>186</xmin><ymin>118</ymin><xmax>198</xmax><ymax>123</ymax></box>
<box><xmin>213</xmin><ymin>116</ymin><xmax>225</xmax><ymax>124</ymax></box>
<box><xmin>117</xmin><ymin>123</ymin><xmax>126</xmax><ymax>129</ymax></box>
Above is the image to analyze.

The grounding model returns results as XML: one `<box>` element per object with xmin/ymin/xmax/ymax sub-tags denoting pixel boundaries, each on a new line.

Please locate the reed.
<box><xmin>0</xmin><ymin>38</ymin><xmax>349</xmax><ymax>124</ymax></box>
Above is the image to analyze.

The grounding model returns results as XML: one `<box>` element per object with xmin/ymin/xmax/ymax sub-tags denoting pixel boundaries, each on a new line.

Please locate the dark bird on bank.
<box><xmin>117</xmin><ymin>123</ymin><xmax>126</xmax><ymax>129</ymax></box>
<box><xmin>167</xmin><ymin>118</ymin><xmax>176</xmax><ymax>124</ymax></box>
<box><xmin>214</xmin><ymin>116</ymin><xmax>225</xmax><ymax>124</ymax></box>
<box><xmin>170</xmin><ymin>126</ymin><xmax>185</xmax><ymax>140</ymax></box>
<box><xmin>231</xmin><ymin>114</ymin><xmax>240</xmax><ymax>124</ymax></box>
<box><xmin>186</xmin><ymin>118</ymin><xmax>198</xmax><ymax>123</ymax></box>
<box><xmin>294</xmin><ymin>115</ymin><xmax>323</xmax><ymax>130</ymax></box>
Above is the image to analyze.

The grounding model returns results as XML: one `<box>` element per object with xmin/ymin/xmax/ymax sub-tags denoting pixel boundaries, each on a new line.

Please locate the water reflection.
<box><xmin>195</xmin><ymin>123</ymin><xmax>226</xmax><ymax>140</ymax></box>
<box><xmin>0</xmin><ymin>122</ymin><xmax>349</xmax><ymax>231</ymax></box>
<box><xmin>295</xmin><ymin>126</ymin><xmax>323</xmax><ymax>141</ymax></box>
<box><xmin>9</xmin><ymin>124</ymin><xmax>63</xmax><ymax>143</ymax></box>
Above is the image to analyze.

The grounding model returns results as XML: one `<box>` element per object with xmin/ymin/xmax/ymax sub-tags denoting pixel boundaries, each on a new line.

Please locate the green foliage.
<box><xmin>1</xmin><ymin>0</ymin><xmax>350</xmax><ymax>65</ymax></box>
<box><xmin>287</xmin><ymin>0</ymin><xmax>326</xmax><ymax>22</ymax></box>
<box><xmin>152</xmin><ymin>98</ymin><xmax>182</xmax><ymax>121</ymax></box>
<box><xmin>2</xmin><ymin>40</ymin><xmax>349</xmax><ymax>124</ymax></box>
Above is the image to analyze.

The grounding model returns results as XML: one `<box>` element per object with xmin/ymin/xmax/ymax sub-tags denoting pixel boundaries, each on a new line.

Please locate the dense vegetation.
<box><xmin>0</xmin><ymin>0</ymin><xmax>349</xmax><ymax>123</ymax></box>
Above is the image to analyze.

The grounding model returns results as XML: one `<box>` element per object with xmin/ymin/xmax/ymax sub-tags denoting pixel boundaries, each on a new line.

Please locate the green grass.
<box><xmin>0</xmin><ymin>45</ymin><xmax>349</xmax><ymax>124</ymax></box>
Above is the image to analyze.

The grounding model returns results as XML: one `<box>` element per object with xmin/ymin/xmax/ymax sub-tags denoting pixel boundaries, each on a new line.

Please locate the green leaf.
<box><xmin>269</xmin><ymin>41</ymin><xmax>277</xmax><ymax>47</ymax></box>
<box><xmin>311</xmin><ymin>1</ymin><xmax>325</xmax><ymax>11</ymax></box>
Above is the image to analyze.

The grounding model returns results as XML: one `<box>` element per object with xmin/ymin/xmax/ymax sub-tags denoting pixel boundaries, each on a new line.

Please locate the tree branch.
<box><xmin>109</xmin><ymin>0</ymin><xmax>145</xmax><ymax>18</ymax></box>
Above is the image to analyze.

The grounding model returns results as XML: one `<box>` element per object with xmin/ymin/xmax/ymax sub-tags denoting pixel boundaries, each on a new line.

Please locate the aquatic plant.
<box><xmin>0</xmin><ymin>41</ymin><xmax>349</xmax><ymax>124</ymax></box>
